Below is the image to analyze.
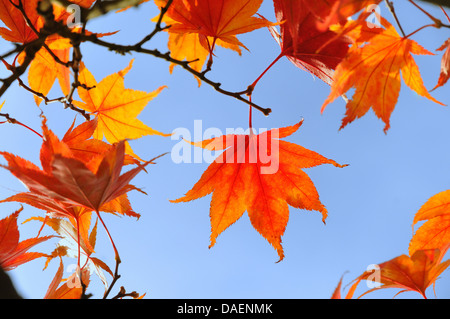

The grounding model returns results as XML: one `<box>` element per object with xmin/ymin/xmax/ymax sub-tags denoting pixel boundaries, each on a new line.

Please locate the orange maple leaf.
<box><xmin>26</xmin><ymin>43</ymin><xmax>71</xmax><ymax>105</ymax></box>
<box><xmin>409</xmin><ymin>190</ymin><xmax>450</xmax><ymax>258</ymax></box>
<box><xmin>0</xmin><ymin>0</ymin><xmax>107</xmax><ymax>106</ymax></box>
<box><xmin>432</xmin><ymin>38</ymin><xmax>450</xmax><ymax>91</ymax></box>
<box><xmin>321</xmin><ymin>16</ymin><xmax>444</xmax><ymax>132</ymax></box>
<box><xmin>44</xmin><ymin>258</ymin><xmax>90</xmax><ymax>299</ymax></box>
<box><xmin>304</xmin><ymin>0</ymin><xmax>382</xmax><ymax>31</ymax></box>
<box><xmin>155</xmin><ymin>0</ymin><xmax>275</xmax><ymax>56</ymax></box>
<box><xmin>0</xmin><ymin>0</ymin><xmax>40</xmax><ymax>44</ymax></box>
<box><xmin>0</xmin><ymin>118</ymin><xmax>155</xmax><ymax>216</ymax></box>
<box><xmin>33</xmin><ymin>215</ymin><xmax>113</xmax><ymax>291</ymax></box>
<box><xmin>171</xmin><ymin>120</ymin><xmax>346</xmax><ymax>261</ymax></box>
<box><xmin>74</xmin><ymin>60</ymin><xmax>167</xmax><ymax>155</ymax></box>
<box><xmin>270</xmin><ymin>0</ymin><xmax>351</xmax><ymax>86</ymax></box>
<box><xmin>0</xmin><ymin>207</ymin><xmax>52</xmax><ymax>271</ymax></box>
<box><xmin>356</xmin><ymin>249</ymin><xmax>450</xmax><ymax>298</ymax></box>
<box><xmin>331</xmin><ymin>273</ymin><xmax>360</xmax><ymax>299</ymax></box>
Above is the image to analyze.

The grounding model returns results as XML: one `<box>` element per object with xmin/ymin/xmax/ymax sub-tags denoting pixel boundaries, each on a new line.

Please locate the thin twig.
<box><xmin>16</xmin><ymin>77</ymin><xmax>91</xmax><ymax>120</ymax></box>
<box><xmin>384</xmin><ymin>0</ymin><xmax>406</xmax><ymax>36</ymax></box>
<box><xmin>103</xmin><ymin>257</ymin><xmax>121</xmax><ymax>299</ymax></box>
<box><xmin>0</xmin><ymin>112</ymin><xmax>43</xmax><ymax>138</ymax></box>
<box><xmin>134</xmin><ymin>0</ymin><xmax>173</xmax><ymax>48</ymax></box>
<box><xmin>111</xmin><ymin>286</ymin><xmax>140</xmax><ymax>299</ymax></box>
<box><xmin>409</xmin><ymin>0</ymin><xmax>450</xmax><ymax>28</ymax></box>
<box><xmin>77</xmin><ymin>34</ymin><xmax>272</xmax><ymax>116</ymax></box>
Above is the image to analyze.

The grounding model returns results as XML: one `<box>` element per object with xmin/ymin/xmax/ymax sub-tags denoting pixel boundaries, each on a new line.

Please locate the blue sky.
<box><xmin>1</xmin><ymin>1</ymin><xmax>450</xmax><ymax>299</ymax></box>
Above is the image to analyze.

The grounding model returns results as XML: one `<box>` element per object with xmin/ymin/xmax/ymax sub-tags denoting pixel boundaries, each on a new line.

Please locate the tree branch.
<box><xmin>418</xmin><ymin>0</ymin><xmax>450</xmax><ymax>9</ymax></box>
<box><xmin>77</xmin><ymin>34</ymin><xmax>272</xmax><ymax>116</ymax></box>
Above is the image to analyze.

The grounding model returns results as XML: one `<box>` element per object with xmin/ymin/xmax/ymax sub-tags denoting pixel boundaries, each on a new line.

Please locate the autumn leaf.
<box><xmin>154</xmin><ymin>13</ymin><xmax>242</xmax><ymax>84</ymax></box>
<box><xmin>1</xmin><ymin>0</ymin><xmax>110</xmax><ymax>106</ymax></box>
<box><xmin>74</xmin><ymin>60</ymin><xmax>168</xmax><ymax>155</ymax></box>
<box><xmin>0</xmin><ymin>118</ymin><xmax>156</xmax><ymax>217</ymax></box>
<box><xmin>355</xmin><ymin>249</ymin><xmax>450</xmax><ymax>298</ymax></box>
<box><xmin>269</xmin><ymin>0</ymin><xmax>352</xmax><ymax>86</ymax></box>
<box><xmin>62</xmin><ymin>117</ymin><xmax>140</xmax><ymax>167</ymax></box>
<box><xmin>0</xmin><ymin>0</ymin><xmax>40</xmax><ymax>44</ymax></box>
<box><xmin>409</xmin><ymin>190</ymin><xmax>450</xmax><ymax>258</ymax></box>
<box><xmin>321</xmin><ymin>16</ymin><xmax>444</xmax><ymax>132</ymax></box>
<box><xmin>154</xmin><ymin>12</ymin><xmax>210</xmax><ymax>84</ymax></box>
<box><xmin>171</xmin><ymin>120</ymin><xmax>346</xmax><ymax>261</ymax></box>
<box><xmin>155</xmin><ymin>0</ymin><xmax>275</xmax><ymax>56</ymax></box>
<box><xmin>31</xmin><ymin>215</ymin><xmax>113</xmax><ymax>290</ymax></box>
<box><xmin>0</xmin><ymin>207</ymin><xmax>53</xmax><ymax>271</ymax></box>
<box><xmin>44</xmin><ymin>258</ymin><xmax>90</xmax><ymax>299</ymax></box>
<box><xmin>304</xmin><ymin>0</ymin><xmax>382</xmax><ymax>31</ymax></box>
<box><xmin>432</xmin><ymin>38</ymin><xmax>450</xmax><ymax>91</ymax></box>
<box><xmin>331</xmin><ymin>273</ymin><xmax>360</xmax><ymax>299</ymax></box>
<box><xmin>27</xmin><ymin>45</ymin><xmax>71</xmax><ymax>106</ymax></box>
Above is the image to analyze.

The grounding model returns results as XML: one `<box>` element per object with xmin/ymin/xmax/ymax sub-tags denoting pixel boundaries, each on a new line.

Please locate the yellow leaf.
<box><xmin>74</xmin><ymin>60</ymin><xmax>168</xmax><ymax>149</ymax></box>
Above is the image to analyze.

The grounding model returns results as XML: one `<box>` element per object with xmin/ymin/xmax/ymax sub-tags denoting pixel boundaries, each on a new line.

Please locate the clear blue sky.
<box><xmin>1</xmin><ymin>1</ymin><xmax>450</xmax><ymax>299</ymax></box>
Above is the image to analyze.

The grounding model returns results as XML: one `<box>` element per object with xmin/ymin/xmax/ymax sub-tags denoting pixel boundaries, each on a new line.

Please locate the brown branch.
<box><xmin>16</xmin><ymin>77</ymin><xmax>91</xmax><ymax>120</ymax></box>
<box><xmin>418</xmin><ymin>0</ymin><xmax>450</xmax><ymax>9</ymax></box>
<box><xmin>2</xmin><ymin>0</ymin><xmax>271</xmax><ymax>117</ymax></box>
<box><xmin>111</xmin><ymin>286</ymin><xmax>141</xmax><ymax>299</ymax></box>
<box><xmin>134</xmin><ymin>0</ymin><xmax>173</xmax><ymax>48</ymax></box>
<box><xmin>385</xmin><ymin>0</ymin><xmax>406</xmax><ymax>37</ymax></box>
<box><xmin>77</xmin><ymin>34</ymin><xmax>272</xmax><ymax>116</ymax></box>
<box><xmin>103</xmin><ymin>257</ymin><xmax>121</xmax><ymax>299</ymax></box>
<box><xmin>0</xmin><ymin>44</ymin><xmax>41</xmax><ymax>98</ymax></box>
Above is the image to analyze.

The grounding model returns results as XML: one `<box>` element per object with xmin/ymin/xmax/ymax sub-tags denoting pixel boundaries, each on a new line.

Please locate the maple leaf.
<box><xmin>0</xmin><ymin>0</ymin><xmax>40</xmax><ymax>44</ymax></box>
<box><xmin>62</xmin><ymin>117</ymin><xmax>140</xmax><ymax>168</ymax></box>
<box><xmin>331</xmin><ymin>273</ymin><xmax>360</xmax><ymax>299</ymax></box>
<box><xmin>409</xmin><ymin>190</ymin><xmax>450</xmax><ymax>258</ymax></box>
<box><xmin>155</xmin><ymin>0</ymin><xmax>275</xmax><ymax>56</ymax></box>
<box><xmin>171</xmin><ymin>120</ymin><xmax>346</xmax><ymax>261</ymax></box>
<box><xmin>74</xmin><ymin>60</ymin><xmax>168</xmax><ymax>153</ymax></box>
<box><xmin>26</xmin><ymin>44</ymin><xmax>71</xmax><ymax>106</ymax></box>
<box><xmin>1</xmin><ymin>0</ymin><xmax>109</xmax><ymax>106</ymax></box>
<box><xmin>0</xmin><ymin>118</ymin><xmax>156</xmax><ymax>216</ymax></box>
<box><xmin>269</xmin><ymin>0</ymin><xmax>351</xmax><ymax>86</ymax></box>
<box><xmin>321</xmin><ymin>16</ymin><xmax>444</xmax><ymax>132</ymax></box>
<box><xmin>355</xmin><ymin>249</ymin><xmax>450</xmax><ymax>298</ymax></box>
<box><xmin>31</xmin><ymin>215</ymin><xmax>113</xmax><ymax>290</ymax></box>
<box><xmin>44</xmin><ymin>258</ymin><xmax>90</xmax><ymax>299</ymax></box>
<box><xmin>154</xmin><ymin>13</ymin><xmax>246</xmax><ymax>84</ymax></box>
<box><xmin>153</xmin><ymin>12</ymin><xmax>210</xmax><ymax>84</ymax></box>
<box><xmin>0</xmin><ymin>207</ymin><xmax>53</xmax><ymax>271</ymax></box>
<box><xmin>432</xmin><ymin>38</ymin><xmax>450</xmax><ymax>91</ymax></box>
<box><xmin>303</xmin><ymin>0</ymin><xmax>382</xmax><ymax>31</ymax></box>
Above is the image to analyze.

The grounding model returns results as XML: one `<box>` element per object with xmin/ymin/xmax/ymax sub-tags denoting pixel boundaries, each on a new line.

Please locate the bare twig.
<box><xmin>134</xmin><ymin>0</ymin><xmax>173</xmax><ymax>48</ymax></box>
<box><xmin>111</xmin><ymin>286</ymin><xmax>141</xmax><ymax>299</ymax></box>
<box><xmin>418</xmin><ymin>0</ymin><xmax>450</xmax><ymax>9</ymax></box>
<box><xmin>77</xmin><ymin>34</ymin><xmax>272</xmax><ymax>116</ymax></box>
<box><xmin>384</xmin><ymin>0</ymin><xmax>406</xmax><ymax>37</ymax></box>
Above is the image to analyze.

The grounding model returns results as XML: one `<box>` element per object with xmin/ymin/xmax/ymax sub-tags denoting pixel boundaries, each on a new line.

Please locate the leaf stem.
<box><xmin>408</xmin><ymin>0</ymin><xmax>449</xmax><ymax>28</ymax></box>
<box><xmin>441</xmin><ymin>6</ymin><xmax>450</xmax><ymax>23</ymax></box>
<box><xmin>404</xmin><ymin>23</ymin><xmax>436</xmax><ymax>38</ymax></box>
<box><xmin>250</xmin><ymin>52</ymin><xmax>284</xmax><ymax>91</ymax></box>
<box><xmin>0</xmin><ymin>113</ymin><xmax>43</xmax><ymax>138</ymax></box>
<box><xmin>94</xmin><ymin>210</ymin><xmax>121</xmax><ymax>299</ymax></box>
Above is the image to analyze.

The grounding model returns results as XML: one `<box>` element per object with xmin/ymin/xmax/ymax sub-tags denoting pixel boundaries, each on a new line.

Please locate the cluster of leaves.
<box><xmin>0</xmin><ymin>0</ymin><xmax>449</xmax><ymax>298</ymax></box>
<box><xmin>332</xmin><ymin>192</ymin><xmax>450</xmax><ymax>299</ymax></box>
